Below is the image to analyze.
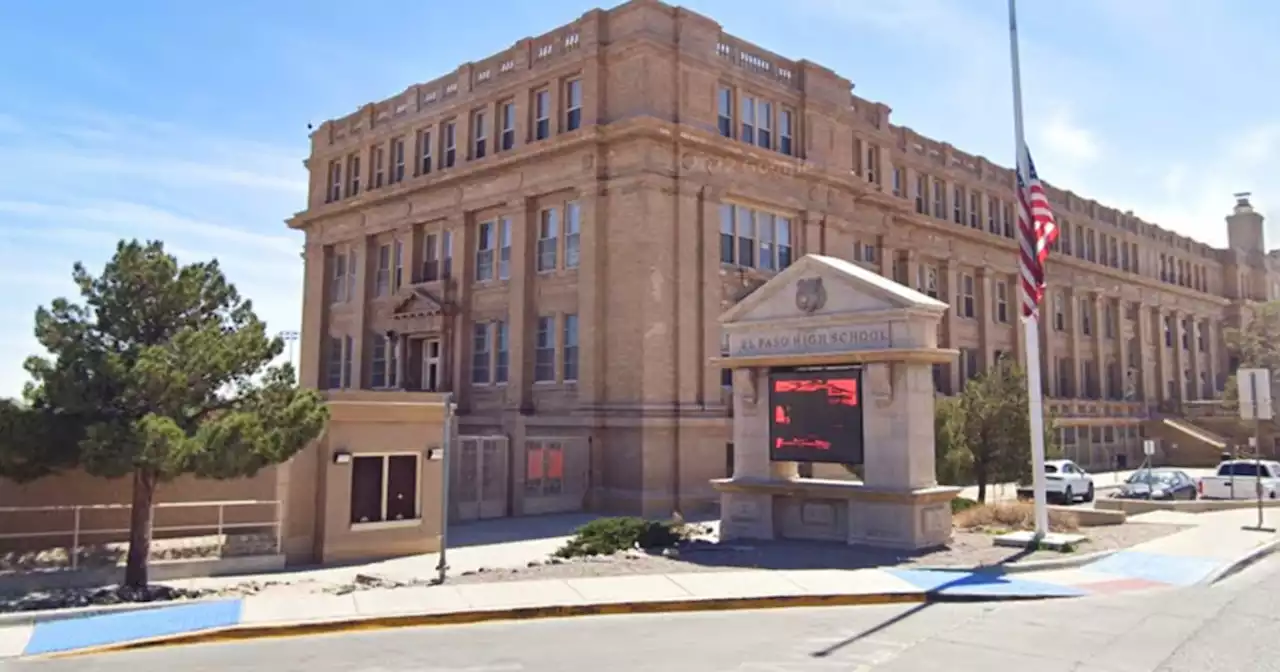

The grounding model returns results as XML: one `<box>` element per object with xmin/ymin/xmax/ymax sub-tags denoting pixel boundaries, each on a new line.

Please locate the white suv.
<box><xmin>1016</xmin><ymin>459</ymin><xmax>1095</xmax><ymax>505</ymax></box>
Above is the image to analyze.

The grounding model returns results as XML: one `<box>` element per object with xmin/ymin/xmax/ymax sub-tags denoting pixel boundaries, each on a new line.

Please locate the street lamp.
<box><xmin>279</xmin><ymin>330</ymin><xmax>300</xmax><ymax>366</ymax></box>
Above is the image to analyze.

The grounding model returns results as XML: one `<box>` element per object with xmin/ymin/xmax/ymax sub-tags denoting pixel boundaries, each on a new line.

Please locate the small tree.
<box><xmin>939</xmin><ymin>360</ymin><xmax>1058</xmax><ymax>502</ymax></box>
<box><xmin>0</xmin><ymin>240</ymin><xmax>328</xmax><ymax>588</ymax></box>
<box><xmin>1223</xmin><ymin>301</ymin><xmax>1280</xmax><ymax>415</ymax></box>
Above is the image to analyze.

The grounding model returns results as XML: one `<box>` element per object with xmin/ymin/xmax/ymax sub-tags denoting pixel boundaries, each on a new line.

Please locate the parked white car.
<box><xmin>1196</xmin><ymin>459</ymin><xmax>1280</xmax><ymax>500</ymax></box>
<box><xmin>1016</xmin><ymin>459</ymin><xmax>1095</xmax><ymax>505</ymax></box>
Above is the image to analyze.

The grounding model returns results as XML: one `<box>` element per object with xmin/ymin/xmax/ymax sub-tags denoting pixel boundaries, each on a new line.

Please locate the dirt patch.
<box><xmin>0</xmin><ymin>533</ymin><xmax>278</xmax><ymax>574</ymax></box>
<box><xmin>442</xmin><ymin>522</ymin><xmax>1187</xmax><ymax>585</ymax></box>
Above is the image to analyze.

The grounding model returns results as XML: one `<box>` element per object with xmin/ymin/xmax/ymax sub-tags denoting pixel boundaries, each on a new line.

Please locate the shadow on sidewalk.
<box><xmin>669</xmin><ymin>537</ymin><xmax>1038</xmax><ymax>572</ymax></box>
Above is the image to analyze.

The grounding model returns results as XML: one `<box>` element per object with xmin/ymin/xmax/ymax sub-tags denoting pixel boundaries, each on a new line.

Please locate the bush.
<box><xmin>553</xmin><ymin>517</ymin><xmax>689</xmax><ymax>558</ymax></box>
<box><xmin>950</xmin><ymin>497</ymin><xmax>978</xmax><ymax>514</ymax></box>
<box><xmin>953</xmin><ymin>501</ymin><xmax>1079</xmax><ymax>533</ymax></box>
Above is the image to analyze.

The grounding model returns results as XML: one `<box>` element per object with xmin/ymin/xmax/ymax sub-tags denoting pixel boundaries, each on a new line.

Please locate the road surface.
<box><xmin>18</xmin><ymin>543</ymin><xmax>1280</xmax><ymax>671</ymax></box>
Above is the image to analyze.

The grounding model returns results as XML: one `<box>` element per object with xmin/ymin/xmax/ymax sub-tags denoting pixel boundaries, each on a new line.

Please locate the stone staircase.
<box><xmin>1141</xmin><ymin>416</ymin><xmax>1230</xmax><ymax>467</ymax></box>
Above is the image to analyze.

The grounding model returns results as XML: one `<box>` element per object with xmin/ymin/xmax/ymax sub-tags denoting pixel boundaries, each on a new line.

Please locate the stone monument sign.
<box><xmin>711</xmin><ymin>254</ymin><xmax>961</xmax><ymax>549</ymax></box>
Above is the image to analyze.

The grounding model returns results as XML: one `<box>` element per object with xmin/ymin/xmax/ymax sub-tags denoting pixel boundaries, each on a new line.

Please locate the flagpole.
<box><xmin>1008</xmin><ymin>0</ymin><xmax>1050</xmax><ymax>538</ymax></box>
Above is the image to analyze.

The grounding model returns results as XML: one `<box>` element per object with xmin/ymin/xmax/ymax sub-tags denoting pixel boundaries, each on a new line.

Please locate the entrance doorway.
<box><xmin>453</xmin><ymin>436</ymin><xmax>509</xmax><ymax>521</ymax></box>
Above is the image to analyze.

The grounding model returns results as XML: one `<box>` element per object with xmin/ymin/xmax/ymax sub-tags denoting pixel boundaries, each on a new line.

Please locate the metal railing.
<box><xmin>0</xmin><ymin>499</ymin><xmax>282</xmax><ymax>570</ymax></box>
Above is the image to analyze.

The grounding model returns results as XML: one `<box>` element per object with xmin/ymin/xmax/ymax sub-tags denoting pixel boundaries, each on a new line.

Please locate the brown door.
<box><xmin>452</xmin><ymin>436</ymin><xmax>509</xmax><ymax>522</ymax></box>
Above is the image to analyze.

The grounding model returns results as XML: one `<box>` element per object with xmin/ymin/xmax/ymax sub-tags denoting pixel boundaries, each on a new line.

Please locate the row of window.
<box><xmin>716</xmin><ymin>86</ymin><xmax>795</xmax><ymax>156</ymax></box>
<box><xmin>329</xmin><ymin>202</ymin><xmax>583</xmax><ymax>305</ymax></box>
<box><xmin>324</xmin><ymin>78</ymin><xmax>584</xmax><ymax>204</ymax></box>
<box><xmin>718</xmin><ymin>204</ymin><xmax>795</xmax><ymax>270</ymax></box>
<box><xmin>471</xmin><ymin>313</ymin><xmax>579</xmax><ymax>386</ymax></box>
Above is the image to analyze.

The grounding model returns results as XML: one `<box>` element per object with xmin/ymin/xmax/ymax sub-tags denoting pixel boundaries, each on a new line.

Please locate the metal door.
<box><xmin>453</xmin><ymin>436</ymin><xmax>509</xmax><ymax>521</ymax></box>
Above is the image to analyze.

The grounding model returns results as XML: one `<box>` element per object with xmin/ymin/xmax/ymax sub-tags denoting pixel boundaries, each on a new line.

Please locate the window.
<box><xmin>565</xmin><ymin>79</ymin><xmax>583</xmax><ymax>131</ymax></box>
<box><xmin>326</xmin><ymin>335</ymin><xmax>354</xmax><ymax>389</ymax></box>
<box><xmin>331</xmin><ymin>249</ymin><xmax>351</xmax><ymax>303</ymax></box>
<box><xmin>443</xmin><ymin>121</ymin><xmax>457</xmax><ymax>168</ymax></box>
<box><xmin>968</xmin><ymin>192</ymin><xmax>980</xmax><ymax>228</ymax></box>
<box><xmin>375</xmin><ymin>243</ymin><xmax>391</xmax><ymax>297</ymax></box>
<box><xmin>534</xmin><ymin>316</ymin><xmax>556</xmax><ymax>382</ymax></box>
<box><xmin>370</xmin><ymin>333</ymin><xmax>398</xmax><ymax>388</ymax></box>
<box><xmin>494</xmin><ymin>321</ymin><xmax>509</xmax><ymax>384</ymax></box>
<box><xmin>475</xmin><ymin>221</ymin><xmax>495</xmax><ymax>281</ymax></box>
<box><xmin>758</xmin><ymin>101</ymin><xmax>772</xmax><ymax>149</ymax></box>
<box><xmin>417</xmin><ymin>129</ymin><xmax>432</xmax><ymax>174</ymax></box>
<box><xmin>537</xmin><ymin>208</ymin><xmax>559</xmax><ymax>272</ymax></box>
<box><xmin>471</xmin><ymin>322</ymin><xmax>491</xmax><ymax>384</ymax></box>
<box><xmin>390</xmin><ymin>137</ymin><xmax>406</xmax><ymax>183</ymax></box>
<box><xmin>864</xmin><ymin>145</ymin><xmax>876</xmax><ymax>184</ymax></box>
<box><xmin>953</xmin><ymin>186</ymin><xmax>964</xmax><ymax>224</ymax></box>
<box><xmin>500</xmin><ymin>101</ymin><xmax>516</xmax><ymax>151</ymax></box>
<box><xmin>534</xmin><ymin>89</ymin><xmax>551</xmax><ymax>140</ymax></box>
<box><xmin>1104</xmin><ymin>302</ymin><xmax>1116</xmax><ymax>339</ymax></box>
<box><xmin>1054</xmin><ymin>292</ymin><xmax>1066</xmax><ymax>331</ymax></box>
<box><xmin>960</xmin><ymin>348</ymin><xmax>980</xmax><ymax>381</ymax></box>
<box><xmin>932</xmin><ymin>180</ymin><xmax>945</xmax><ymax>219</ymax></box>
<box><xmin>327</xmin><ymin>160</ymin><xmax>342</xmax><ymax>203</ymax></box>
<box><xmin>441</xmin><ymin>230</ymin><xmax>453</xmax><ymax>279</ymax></box>
<box><xmin>1080</xmin><ymin>297</ymin><xmax>1092</xmax><ymax>335</ymax></box>
<box><xmin>563</xmin><ymin>314</ymin><xmax>579</xmax><ymax>382</ymax></box>
<box><xmin>854</xmin><ymin>240</ymin><xmax>877</xmax><ymax>264</ymax></box>
<box><xmin>717</xmin><ymin>86</ymin><xmax>733</xmax><ymax>138</ymax></box>
<box><xmin>565</xmin><ymin>201</ymin><xmax>581</xmax><ymax>269</ymax></box>
<box><xmin>995</xmin><ymin>281</ymin><xmax>1009</xmax><ymax>323</ymax></box>
<box><xmin>1198</xmin><ymin>321</ymin><xmax>1206</xmax><ymax>352</ymax></box>
<box><xmin>350</xmin><ymin>454</ymin><xmax>419</xmax><ymax>526</ymax></box>
<box><xmin>741</xmin><ymin>96</ymin><xmax>756</xmax><ymax>144</ymax></box>
<box><xmin>915</xmin><ymin>175</ymin><xmax>927</xmax><ymax>214</ymax></box>
<box><xmin>779</xmin><ymin>108</ymin><xmax>793</xmax><ymax>155</ymax></box>
<box><xmin>472</xmin><ymin>110</ymin><xmax>487</xmax><ymax>159</ymax></box>
<box><xmin>987</xmin><ymin>195</ymin><xmax>998</xmax><ymax>233</ymax></box>
<box><xmin>392</xmin><ymin>239</ymin><xmax>404</xmax><ymax>293</ymax></box>
<box><xmin>498</xmin><ymin>217</ymin><xmax>512</xmax><ymax>280</ymax></box>
<box><xmin>422</xmin><ymin>233</ymin><xmax>441</xmax><ymax>282</ymax></box>
<box><xmin>1164</xmin><ymin>315</ymin><xmax>1173</xmax><ymax>347</ymax></box>
<box><xmin>372</xmin><ymin>145</ymin><xmax>385</xmax><ymax>188</ymax></box>
<box><xmin>892</xmin><ymin>167</ymin><xmax>903</xmax><ymax>197</ymax></box>
<box><xmin>524</xmin><ymin>440</ymin><xmax>565</xmax><ymax>497</ymax></box>
<box><xmin>958</xmin><ymin>274</ymin><xmax>975</xmax><ymax>318</ymax></box>
<box><xmin>916</xmin><ymin>265</ymin><xmax>939</xmax><ymax>298</ymax></box>
<box><xmin>346</xmin><ymin>154</ymin><xmax>361</xmax><ymax>197</ymax></box>
<box><xmin>718</xmin><ymin>204</ymin><xmax>791</xmax><ymax>270</ymax></box>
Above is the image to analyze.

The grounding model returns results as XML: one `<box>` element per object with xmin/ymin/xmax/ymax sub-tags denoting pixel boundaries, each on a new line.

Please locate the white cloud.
<box><xmin>1038</xmin><ymin>108</ymin><xmax>1101</xmax><ymax>164</ymax></box>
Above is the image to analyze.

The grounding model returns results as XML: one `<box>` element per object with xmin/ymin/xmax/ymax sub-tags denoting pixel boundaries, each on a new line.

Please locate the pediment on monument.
<box><xmin>392</xmin><ymin>288</ymin><xmax>450</xmax><ymax>319</ymax></box>
<box><xmin>719</xmin><ymin>254</ymin><xmax>949</xmax><ymax>325</ymax></box>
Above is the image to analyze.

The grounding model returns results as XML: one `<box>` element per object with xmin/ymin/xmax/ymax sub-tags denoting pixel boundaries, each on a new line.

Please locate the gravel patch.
<box><xmin>442</xmin><ymin>522</ymin><xmax>1188</xmax><ymax>585</ymax></box>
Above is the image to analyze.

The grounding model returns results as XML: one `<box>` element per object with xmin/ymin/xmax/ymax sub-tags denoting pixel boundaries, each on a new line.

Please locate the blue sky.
<box><xmin>1</xmin><ymin>0</ymin><xmax>1277</xmax><ymax>398</ymax></box>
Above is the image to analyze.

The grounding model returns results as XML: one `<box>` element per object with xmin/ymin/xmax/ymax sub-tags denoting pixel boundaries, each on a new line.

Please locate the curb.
<box><xmin>36</xmin><ymin>589</ymin><xmax>1075</xmax><ymax>660</ymax></box>
<box><xmin>1202</xmin><ymin>536</ymin><xmax>1280</xmax><ymax>586</ymax></box>
<box><xmin>913</xmin><ymin>549</ymin><xmax>1117</xmax><ymax>575</ymax></box>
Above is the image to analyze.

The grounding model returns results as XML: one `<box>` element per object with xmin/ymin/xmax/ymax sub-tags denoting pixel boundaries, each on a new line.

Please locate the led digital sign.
<box><xmin>768</xmin><ymin>366</ymin><xmax>865</xmax><ymax>465</ymax></box>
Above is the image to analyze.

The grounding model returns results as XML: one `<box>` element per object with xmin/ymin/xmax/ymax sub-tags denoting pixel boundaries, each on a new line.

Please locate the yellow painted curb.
<box><xmin>41</xmin><ymin>591</ymin><xmax>927</xmax><ymax>660</ymax></box>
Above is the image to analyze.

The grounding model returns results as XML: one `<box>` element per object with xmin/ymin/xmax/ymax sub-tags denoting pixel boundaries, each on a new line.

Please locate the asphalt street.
<box><xmin>18</xmin><ymin>550</ymin><xmax>1280</xmax><ymax>672</ymax></box>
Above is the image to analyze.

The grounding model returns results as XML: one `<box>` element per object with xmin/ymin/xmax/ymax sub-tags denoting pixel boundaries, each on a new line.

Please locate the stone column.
<box><xmin>1092</xmin><ymin>293</ymin><xmax>1105</xmax><ymax>399</ymax></box>
<box><xmin>1067</xmin><ymin>288</ymin><xmax>1082</xmax><ymax>398</ymax></box>
<box><xmin>507</xmin><ymin>198</ymin><xmax>534</xmax><ymax>410</ymax></box>
<box><xmin>720</xmin><ymin>367</ymin><xmax>776</xmax><ymax>542</ymax></box>
<box><xmin>940</xmin><ymin>260</ymin><xmax>959</xmax><ymax>393</ymax></box>
<box><xmin>578</xmin><ymin>189</ymin><xmax>605</xmax><ymax>404</ymax></box>
<box><xmin>1040</xmin><ymin>288</ymin><xmax>1057</xmax><ymax>397</ymax></box>
<box><xmin>1136</xmin><ymin>303</ymin><xmax>1152</xmax><ymax>403</ymax></box>
<box><xmin>1153</xmin><ymin>307</ymin><xmax>1169</xmax><ymax>405</ymax></box>
<box><xmin>1189</xmin><ymin>317</ymin><xmax>1203</xmax><ymax>401</ymax></box>
<box><xmin>977</xmin><ymin>268</ymin><xmax>993</xmax><ymax>369</ymax></box>
<box><xmin>351</xmin><ymin>236</ymin><xmax>371</xmax><ymax>388</ymax></box>
<box><xmin>448</xmin><ymin>214</ymin><xmax>472</xmax><ymax>406</ymax></box>
<box><xmin>1171</xmin><ymin>310</ymin><xmax>1185</xmax><ymax>403</ymax></box>
<box><xmin>1207</xmin><ymin>319</ymin><xmax>1220</xmax><ymax>396</ymax></box>
<box><xmin>862</xmin><ymin>361</ymin><xmax>938</xmax><ymax>490</ymax></box>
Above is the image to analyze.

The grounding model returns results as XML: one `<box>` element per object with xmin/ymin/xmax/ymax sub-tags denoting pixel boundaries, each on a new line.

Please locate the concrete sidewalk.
<box><xmin>3</xmin><ymin>507</ymin><xmax>1275</xmax><ymax>661</ymax></box>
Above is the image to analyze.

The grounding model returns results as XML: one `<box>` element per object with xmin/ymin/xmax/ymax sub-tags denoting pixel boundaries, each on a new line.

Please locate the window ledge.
<box><xmin>350</xmin><ymin>518</ymin><xmax>423</xmax><ymax>533</ymax></box>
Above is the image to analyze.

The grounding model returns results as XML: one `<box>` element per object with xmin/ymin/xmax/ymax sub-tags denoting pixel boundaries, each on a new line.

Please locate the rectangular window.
<box><xmin>915</xmin><ymin>175</ymin><xmax>927</xmax><ymax>214</ymax></box>
<box><xmin>375</xmin><ymin>243</ymin><xmax>391</xmax><ymax>297</ymax></box>
<box><xmin>1002</xmin><ymin>202</ymin><xmax>1014</xmax><ymax>237</ymax></box>
<box><xmin>741</xmin><ymin>95</ymin><xmax>756</xmax><ymax>145</ymax></box>
<box><xmin>987</xmin><ymin>195</ymin><xmax>998</xmax><ymax>233</ymax></box>
<box><xmin>563</xmin><ymin>314</ymin><xmax>579</xmax><ymax>382</ymax></box>
<box><xmin>953</xmin><ymin>186</ymin><xmax>964</xmax><ymax>224</ymax></box>
<box><xmin>917</xmin><ymin>265</ymin><xmax>939</xmax><ymax>298</ymax></box>
<box><xmin>932</xmin><ymin>180</ymin><xmax>945</xmax><ymax>219</ymax></box>
<box><xmin>758</xmin><ymin>211</ymin><xmax>776</xmax><ymax>271</ymax></box>
<box><xmin>968</xmin><ymin>192</ymin><xmax>980</xmax><ymax>228</ymax></box>
<box><xmin>864</xmin><ymin>146</ymin><xmax>876</xmax><ymax>184</ymax></box>
<box><xmin>959</xmin><ymin>273</ymin><xmax>975</xmax><ymax>318</ymax></box>
<box><xmin>392</xmin><ymin>239</ymin><xmax>404</xmax><ymax>293</ymax></box>
<box><xmin>779</xmin><ymin>108</ymin><xmax>793</xmax><ymax>155</ymax></box>
<box><xmin>442</xmin><ymin>230</ymin><xmax>454</xmax><ymax>278</ymax></box>
<box><xmin>565</xmin><ymin>201</ymin><xmax>581</xmax><ymax>269</ymax></box>
<box><xmin>534</xmin><ymin>90</ymin><xmax>551</xmax><ymax>140</ymax></box>
<box><xmin>331</xmin><ymin>251</ymin><xmax>349</xmax><ymax>303</ymax></box>
<box><xmin>494</xmin><ymin>321</ymin><xmax>510</xmax><ymax>384</ymax></box>
<box><xmin>1104</xmin><ymin>302</ymin><xmax>1116</xmax><ymax>339</ymax></box>
<box><xmin>537</xmin><ymin>208</ymin><xmax>559</xmax><ymax>272</ymax></box>
<box><xmin>736</xmin><ymin>206</ymin><xmax>756</xmax><ymax>268</ymax></box>
<box><xmin>500</xmin><ymin>101</ymin><xmax>516</xmax><ymax>151</ymax></box>
<box><xmin>719</xmin><ymin>204</ymin><xmax>735</xmax><ymax>264</ymax></box>
<box><xmin>371</xmin><ymin>333</ymin><xmax>397</xmax><ymax>388</ymax></box>
<box><xmin>471</xmin><ymin>322</ymin><xmax>491</xmax><ymax>384</ymax></box>
<box><xmin>390</xmin><ymin>138</ymin><xmax>405</xmax><ymax>183</ymax></box>
<box><xmin>717</xmin><ymin>86</ymin><xmax>733</xmax><ymax>138</ymax></box>
<box><xmin>349</xmin><ymin>454</ymin><xmax>419</xmax><ymax>525</ymax></box>
<box><xmin>534</xmin><ymin>316</ymin><xmax>556</xmax><ymax>383</ymax></box>
<box><xmin>1054</xmin><ymin>293</ymin><xmax>1066</xmax><ymax>331</ymax></box>
<box><xmin>892</xmin><ymin>167</ymin><xmax>903</xmax><ymax>197</ymax></box>
<box><xmin>422</xmin><ymin>233</ymin><xmax>440</xmax><ymax>282</ymax></box>
<box><xmin>565</xmin><ymin>79</ymin><xmax>583</xmax><ymax>131</ymax></box>
<box><xmin>326</xmin><ymin>336</ymin><xmax>344</xmax><ymax>389</ymax></box>
<box><xmin>346</xmin><ymin>154</ymin><xmax>361</xmax><ymax>197</ymax></box>
<box><xmin>443</xmin><ymin>121</ymin><xmax>457</xmax><ymax>168</ymax></box>
<box><xmin>327</xmin><ymin>160</ymin><xmax>342</xmax><ymax>203</ymax></box>
<box><xmin>995</xmin><ymin>281</ymin><xmax>1009</xmax><ymax>323</ymax></box>
<box><xmin>372</xmin><ymin>145</ymin><xmax>385</xmax><ymax>188</ymax></box>
<box><xmin>757</xmin><ymin>101</ymin><xmax>772</xmax><ymax>149</ymax></box>
<box><xmin>417</xmin><ymin>129</ymin><xmax>432</xmax><ymax>174</ymax></box>
<box><xmin>498</xmin><ymin>217</ymin><xmax>512</xmax><ymax>280</ymax></box>
<box><xmin>475</xmin><ymin>221</ymin><xmax>495</xmax><ymax>282</ymax></box>
<box><xmin>1081</xmin><ymin>297</ymin><xmax>1092</xmax><ymax>335</ymax></box>
<box><xmin>472</xmin><ymin>110</ymin><xmax>487</xmax><ymax>159</ymax></box>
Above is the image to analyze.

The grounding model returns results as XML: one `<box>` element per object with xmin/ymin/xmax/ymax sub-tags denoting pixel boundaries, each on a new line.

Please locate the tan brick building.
<box><xmin>288</xmin><ymin>0</ymin><xmax>1274</xmax><ymax>522</ymax></box>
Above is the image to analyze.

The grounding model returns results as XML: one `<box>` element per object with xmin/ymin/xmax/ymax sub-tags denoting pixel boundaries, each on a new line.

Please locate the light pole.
<box><xmin>279</xmin><ymin>330</ymin><xmax>300</xmax><ymax>368</ymax></box>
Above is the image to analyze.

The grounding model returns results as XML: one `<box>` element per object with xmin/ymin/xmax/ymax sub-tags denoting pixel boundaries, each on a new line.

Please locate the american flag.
<box><xmin>1017</xmin><ymin>146</ymin><xmax>1059</xmax><ymax>319</ymax></box>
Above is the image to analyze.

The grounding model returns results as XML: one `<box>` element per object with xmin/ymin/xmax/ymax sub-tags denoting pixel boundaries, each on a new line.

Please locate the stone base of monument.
<box><xmin>992</xmin><ymin>529</ymin><xmax>1088</xmax><ymax>551</ymax></box>
<box><xmin>711</xmin><ymin>477</ymin><xmax>963</xmax><ymax>550</ymax></box>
